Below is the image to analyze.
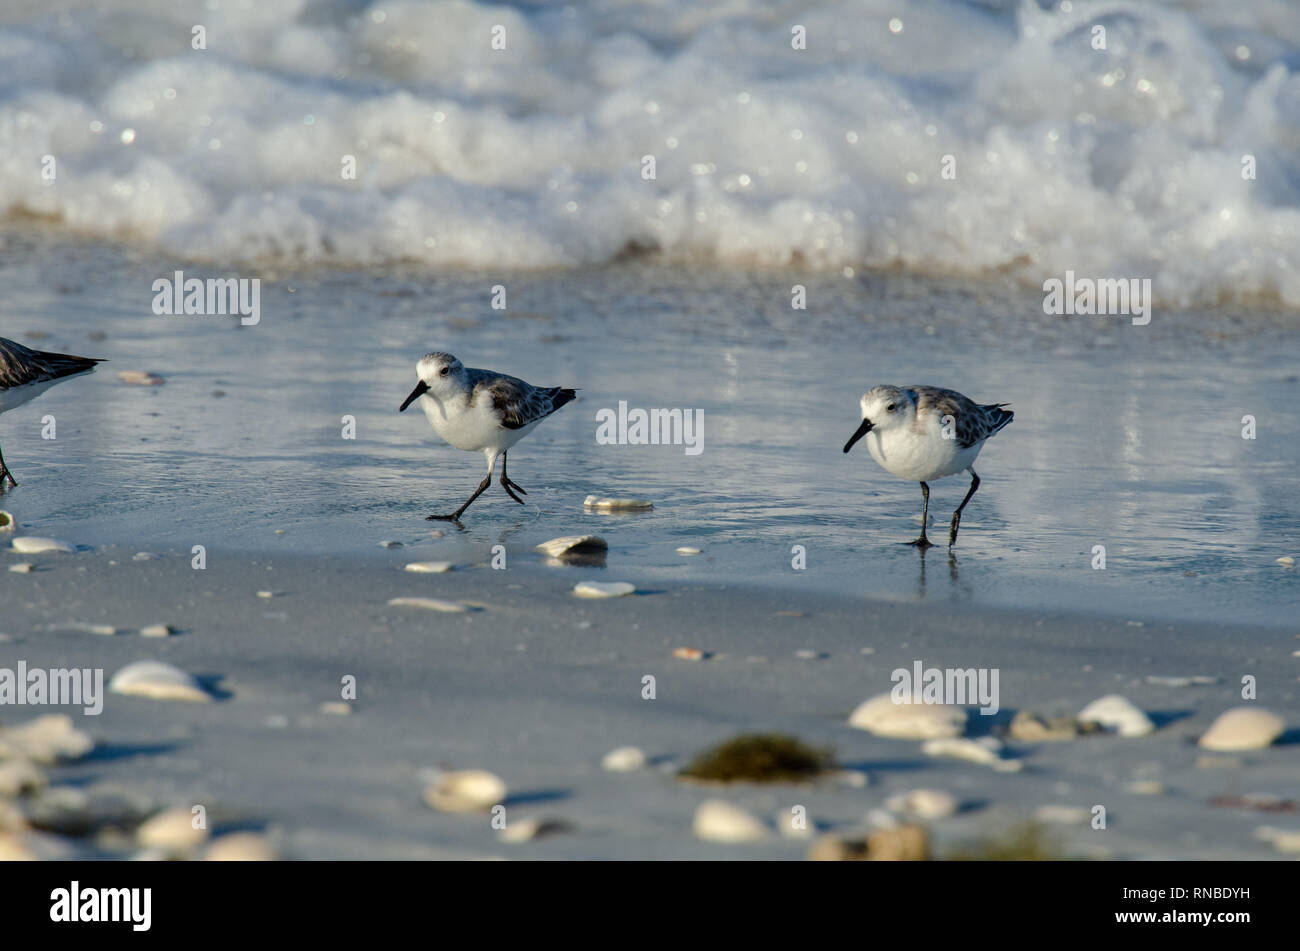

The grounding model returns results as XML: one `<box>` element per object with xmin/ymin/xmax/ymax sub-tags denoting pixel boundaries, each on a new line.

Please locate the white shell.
<box><xmin>109</xmin><ymin>661</ymin><xmax>210</xmax><ymax>702</ymax></box>
<box><xmin>601</xmin><ymin>746</ymin><xmax>647</xmax><ymax>771</ymax></box>
<box><xmin>117</xmin><ymin>370</ymin><xmax>165</xmax><ymax>385</ymax></box>
<box><xmin>387</xmin><ymin>596</ymin><xmax>467</xmax><ymax>613</ymax></box>
<box><xmin>204</xmin><ymin>833</ymin><xmax>278</xmax><ymax>861</ymax></box>
<box><xmin>0</xmin><ymin>759</ymin><xmax>48</xmax><ymax>798</ymax></box>
<box><xmin>136</xmin><ymin>807</ymin><xmax>209</xmax><ymax>851</ymax></box>
<box><xmin>1077</xmin><ymin>695</ymin><xmax>1155</xmax><ymax>737</ymax></box>
<box><xmin>403</xmin><ymin>561</ymin><xmax>453</xmax><ymax>573</ymax></box>
<box><xmin>847</xmin><ymin>693</ymin><xmax>966</xmax><ymax>739</ymax></box>
<box><xmin>1198</xmin><ymin>708</ymin><xmax>1285</xmax><ymax>751</ymax></box>
<box><xmin>499</xmin><ymin>816</ymin><xmax>572</xmax><ymax>843</ymax></box>
<box><xmin>424</xmin><ymin>770</ymin><xmax>507</xmax><ymax>813</ymax></box>
<box><xmin>573</xmin><ymin>581</ymin><xmax>635</xmax><ymax>599</ymax></box>
<box><xmin>886</xmin><ymin>788</ymin><xmax>958</xmax><ymax>820</ymax></box>
<box><xmin>922</xmin><ymin>738</ymin><xmax>1022</xmax><ymax>772</ymax></box>
<box><xmin>0</xmin><ymin>715</ymin><xmax>94</xmax><ymax>764</ymax></box>
<box><xmin>11</xmin><ymin>537</ymin><xmax>73</xmax><ymax>554</ymax></box>
<box><xmin>536</xmin><ymin>535</ymin><xmax>608</xmax><ymax>556</ymax></box>
<box><xmin>692</xmin><ymin>799</ymin><xmax>768</xmax><ymax>843</ymax></box>
<box><xmin>583</xmin><ymin>495</ymin><xmax>653</xmax><ymax>511</ymax></box>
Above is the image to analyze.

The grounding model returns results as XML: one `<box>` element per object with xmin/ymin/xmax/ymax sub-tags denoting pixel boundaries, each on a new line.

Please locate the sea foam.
<box><xmin>2</xmin><ymin>0</ymin><xmax>1299</xmax><ymax>307</ymax></box>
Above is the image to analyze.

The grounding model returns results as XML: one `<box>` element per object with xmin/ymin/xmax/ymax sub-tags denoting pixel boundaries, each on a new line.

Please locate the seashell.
<box><xmin>886</xmin><ymin>789</ymin><xmax>958</xmax><ymax>820</ymax></box>
<box><xmin>1198</xmin><ymin>708</ymin><xmax>1285</xmax><ymax>751</ymax></box>
<box><xmin>536</xmin><ymin>535</ymin><xmax>607</xmax><ymax>557</ymax></box>
<box><xmin>423</xmin><ymin>770</ymin><xmax>507</xmax><ymax>813</ymax></box>
<box><xmin>499</xmin><ymin>816</ymin><xmax>573</xmax><ymax>843</ymax></box>
<box><xmin>848</xmin><ymin>693</ymin><xmax>966</xmax><ymax>739</ymax></box>
<box><xmin>118</xmin><ymin>370</ymin><xmax>165</xmax><ymax>385</ymax></box>
<box><xmin>109</xmin><ymin>661</ymin><xmax>210</xmax><ymax>702</ymax></box>
<box><xmin>675</xmin><ymin>546</ymin><xmax>701</xmax><ymax>555</ymax></box>
<box><xmin>387</xmin><ymin>596</ymin><xmax>467</xmax><ymax>613</ymax></box>
<box><xmin>204</xmin><ymin>833</ymin><xmax>278</xmax><ymax>861</ymax></box>
<box><xmin>136</xmin><ymin>807</ymin><xmax>208</xmax><ymax>852</ymax></box>
<box><xmin>0</xmin><ymin>715</ymin><xmax>94</xmax><ymax>763</ymax></box>
<box><xmin>922</xmin><ymin>737</ymin><xmax>1022</xmax><ymax>772</ymax></box>
<box><xmin>1034</xmin><ymin>804</ymin><xmax>1092</xmax><ymax>824</ymax></box>
<box><xmin>601</xmin><ymin>746</ymin><xmax>647</xmax><ymax>772</ymax></box>
<box><xmin>1077</xmin><ymin>695</ymin><xmax>1155</xmax><ymax>737</ymax></box>
<box><xmin>806</xmin><ymin>834</ymin><xmax>869</xmax><ymax>861</ymax></box>
<box><xmin>11</xmin><ymin>537</ymin><xmax>73</xmax><ymax>554</ymax></box>
<box><xmin>573</xmin><ymin>581</ymin><xmax>635</xmax><ymax>599</ymax></box>
<box><xmin>0</xmin><ymin>510</ymin><xmax>14</xmax><ymax>532</ymax></box>
<box><xmin>139</xmin><ymin>624</ymin><xmax>175</xmax><ymax>638</ymax></box>
<box><xmin>59</xmin><ymin>622</ymin><xmax>117</xmax><ymax>636</ymax></box>
<box><xmin>0</xmin><ymin>759</ymin><xmax>47</xmax><ymax>799</ymax></box>
<box><xmin>583</xmin><ymin>495</ymin><xmax>653</xmax><ymax>512</ymax></box>
<box><xmin>403</xmin><ymin>561</ymin><xmax>453</xmax><ymax>573</ymax></box>
<box><xmin>692</xmin><ymin>799</ymin><xmax>768</xmax><ymax>843</ymax></box>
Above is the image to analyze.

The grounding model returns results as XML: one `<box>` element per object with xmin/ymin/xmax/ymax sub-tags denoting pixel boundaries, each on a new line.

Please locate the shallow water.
<box><xmin>2</xmin><ymin>228</ymin><xmax>1296</xmax><ymax>628</ymax></box>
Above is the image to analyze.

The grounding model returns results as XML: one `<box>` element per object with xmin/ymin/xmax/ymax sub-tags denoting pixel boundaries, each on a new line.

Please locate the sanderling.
<box><xmin>399</xmin><ymin>352</ymin><xmax>576</xmax><ymax>521</ymax></box>
<box><xmin>843</xmin><ymin>385</ymin><xmax>1012</xmax><ymax>548</ymax></box>
<box><xmin>0</xmin><ymin>336</ymin><xmax>104</xmax><ymax>487</ymax></box>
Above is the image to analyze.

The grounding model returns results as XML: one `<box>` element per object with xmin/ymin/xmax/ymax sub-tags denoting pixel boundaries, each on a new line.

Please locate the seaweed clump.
<box><xmin>680</xmin><ymin>733</ymin><xmax>835</xmax><ymax>783</ymax></box>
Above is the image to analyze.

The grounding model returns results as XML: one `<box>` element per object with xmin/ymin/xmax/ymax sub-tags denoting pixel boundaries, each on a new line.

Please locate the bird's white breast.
<box><xmin>419</xmin><ymin>392</ymin><xmax>535</xmax><ymax>452</ymax></box>
<box><xmin>865</xmin><ymin>416</ymin><xmax>981</xmax><ymax>482</ymax></box>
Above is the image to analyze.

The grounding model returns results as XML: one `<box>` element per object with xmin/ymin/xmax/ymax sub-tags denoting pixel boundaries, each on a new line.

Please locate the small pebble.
<box><xmin>8</xmin><ymin>564</ymin><xmax>33</xmax><ymax>574</ymax></box>
<box><xmin>378</xmin><ymin>540</ymin><xmax>403</xmax><ymax>549</ymax></box>
<box><xmin>139</xmin><ymin>624</ymin><xmax>175</xmax><ymax>638</ymax></box>
<box><xmin>257</xmin><ymin>590</ymin><xmax>274</xmax><ymax>599</ymax></box>
<box><xmin>573</xmin><ymin>581</ymin><xmax>635</xmax><ymax>599</ymax></box>
<box><xmin>319</xmin><ymin>702</ymin><xmax>352</xmax><ymax>715</ymax></box>
<box><xmin>0</xmin><ymin>510</ymin><xmax>13</xmax><ymax>532</ymax></box>
<box><xmin>1127</xmin><ymin>780</ymin><xmax>1166</xmax><ymax>795</ymax></box>
<box><xmin>676</xmin><ymin>546</ymin><xmax>701</xmax><ymax>555</ymax></box>
<box><xmin>671</xmin><ymin>647</ymin><xmax>709</xmax><ymax>661</ymax></box>
<box><xmin>132</xmin><ymin>552</ymin><xmax>161</xmax><ymax>561</ymax></box>
<box><xmin>1276</xmin><ymin>556</ymin><xmax>1295</xmax><ymax>566</ymax></box>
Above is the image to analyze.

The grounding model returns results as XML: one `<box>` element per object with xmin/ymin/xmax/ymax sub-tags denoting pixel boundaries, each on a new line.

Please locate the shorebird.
<box><xmin>843</xmin><ymin>385</ymin><xmax>1012</xmax><ymax>548</ymax></box>
<box><xmin>0</xmin><ymin>336</ymin><xmax>104</xmax><ymax>487</ymax></box>
<box><xmin>399</xmin><ymin>352</ymin><xmax>576</xmax><ymax>521</ymax></box>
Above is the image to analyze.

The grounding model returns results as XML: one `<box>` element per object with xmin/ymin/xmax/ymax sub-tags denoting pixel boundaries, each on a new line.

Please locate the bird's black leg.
<box><xmin>499</xmin><ymin>451</ymin><xmax>527</xmax><ymax>505</ymax></box>
<box><xmin>0</xmin><ymin>440</ymin><xmax>15</xmax><ymax>488</ymax></box>
<box><xmin>428</xmin><ymin>474</ymin><xmax>493</xmax><ymax>522</ymax></box>
<box><xmin>949</xmin><ymin>469</ymin><xmax>980</xmax><ymax>546</ymax></box>
<box><xmin>908</xmin><ymin>481</ymin><xmax>933</xmax><ymax>549</ymax></box>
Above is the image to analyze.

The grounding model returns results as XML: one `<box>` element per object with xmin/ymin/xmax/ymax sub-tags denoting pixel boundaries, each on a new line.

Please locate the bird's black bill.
<box><xmin>399</xmin><ymin>380</ymin><xmax>429</xmax><ymax>412</ymax></box>
<box><xmin>843</xmin><ymin>418</ymin><xmax>873</xmax><ymax>453</ymax></box>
